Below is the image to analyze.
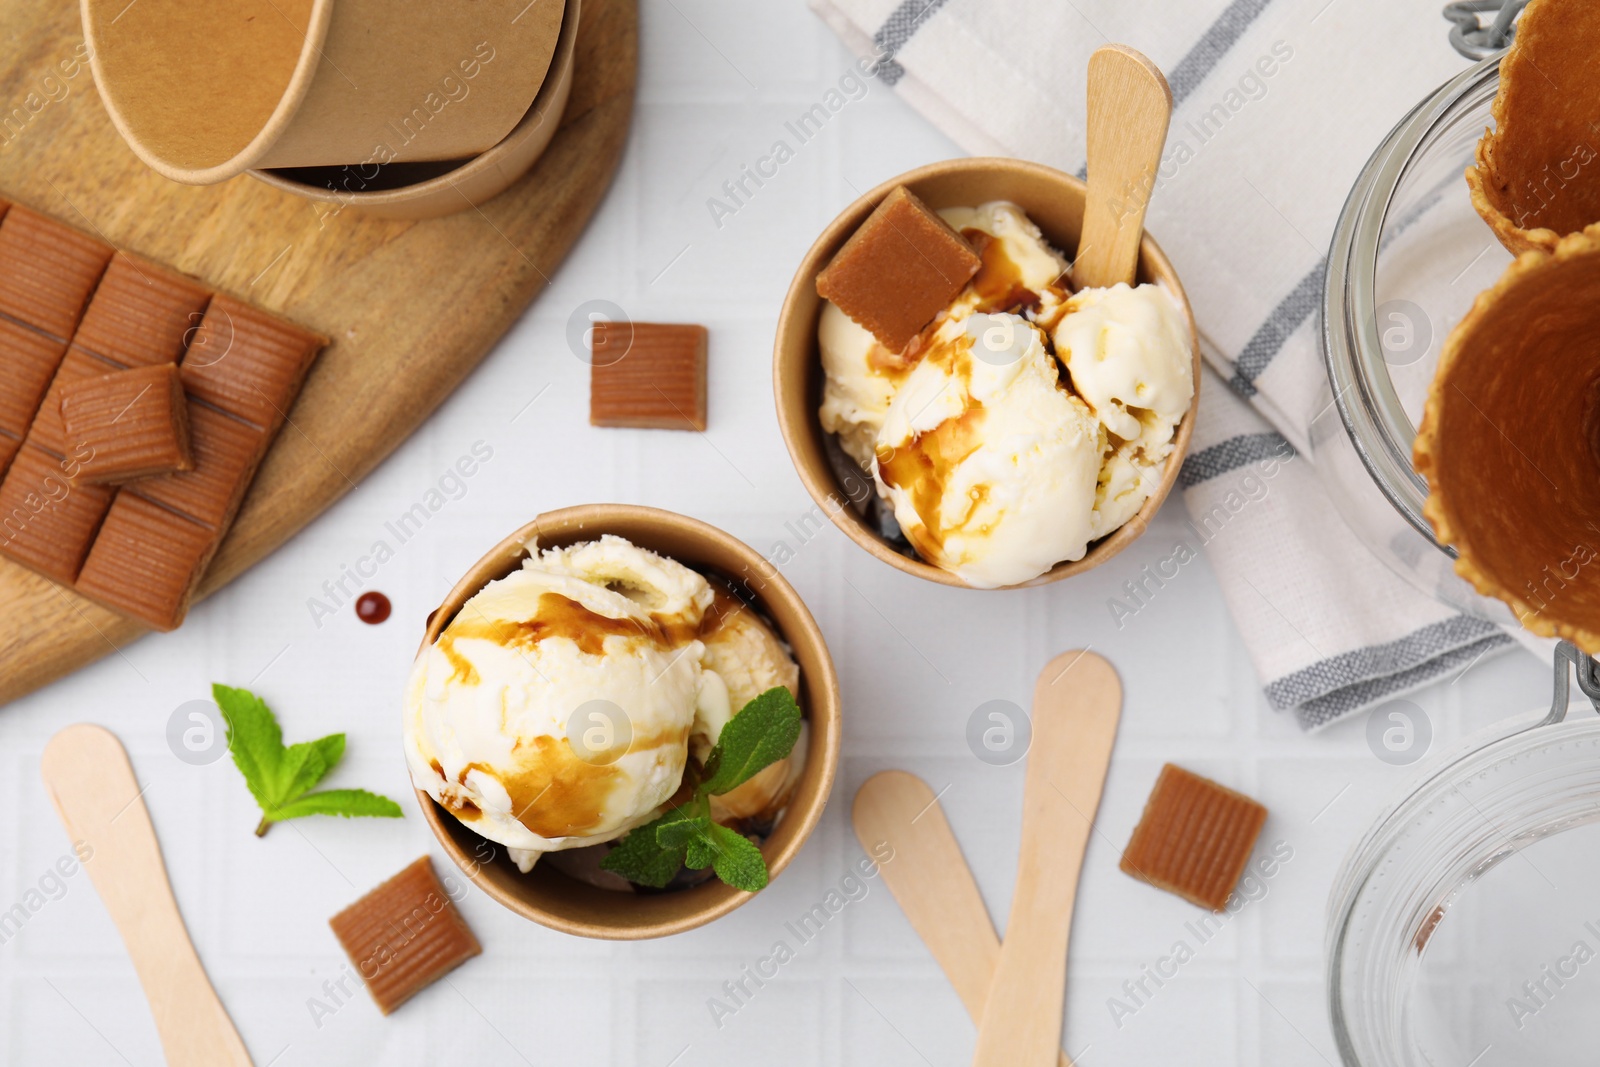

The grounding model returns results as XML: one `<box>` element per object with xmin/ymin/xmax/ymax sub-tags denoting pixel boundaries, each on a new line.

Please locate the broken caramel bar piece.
<box><xmin>1120</xmin><ymin>764</ymin><xmax>1268</xmax><ymax>912</ymax></box>
<box><xmin>0</xmin><ymin>444</ymin><xmax>115</xmax><ymax>584</ymax></box>
<box><xmin>27</xmin><ymin>348</ymin><xmax>124</xmax><ymax>458</ymax></box>
<box><xmin>135</xmin><ymin>403</ymin><xmax>266</xmax><ymax>529</ymax></box>
<box><xmin>816</xmin><ymin>186</ymin><xmax>981</xmax><ymax>352</ymax></box>
<box><xmin>75</xmin><ymin>492</ymin><xmax>216</xmax><ymax>631</ymax></box>
<box><xmin>60</xmin><ymin>364</ymin><xmax>193</xmax><ymax>484</ymax></box>
<box><xmin>179</xmin><ymin>294</ymin><xmax>326</xmax><ymax>429</ymax></box>
<box><xmin>74</xmin><ymin>253</ymin><xmax>212</xmax><ymax>367</ymax></box>
<box><xmin>0</xmin><ymin>315</ymin><xmax>68</xmax><ymax>437</ymax></box>
<box><xmin>329</xmin><ymin>856</ymin><xmax>481</xmax><ymax>1015</ymax></box>
<box><xmin>589</xmin><ymin>322</ymin><xmax>708</xmax><ymax>431</ymax></box>
<box><xmin>0</xmin><ymin>206</ymin><xmax>113</xmax><ymax>340</ymax></box>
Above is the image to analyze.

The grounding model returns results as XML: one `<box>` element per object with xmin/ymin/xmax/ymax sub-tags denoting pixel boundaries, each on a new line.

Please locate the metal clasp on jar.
<box><xmin>1444</xmin><ymin>0</ymin><xmax>1528</xmax><ymax>60</ymax></box>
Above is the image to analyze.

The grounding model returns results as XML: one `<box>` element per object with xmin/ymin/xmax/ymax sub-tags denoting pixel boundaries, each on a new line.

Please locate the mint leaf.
<box><xmin>266</xmin><ymin>789</ymin><xmax>404</xmax><ymax>824</ymax></box>
<box><xmin>601</xmin><ymin>689</ymin><xmax>802</xmax><ymax>893</ymax></box>
<box><xmin>211</xmin><ymin>683</ymin><xmax>403</xmax><ymax>836</ymax></box>
<box><xmin>700</xmin><ymin>688</ymin><xmax>802</xmax><ymax>796</ymax></box>
<box><xmin>600</xmin><ymin>812</ymin><xmax>689</xmax><ymax>888</ymax></box>
<box><xmin>705</xmin><ymin>823</ymin><xmax>768</xmax><ymax>892</ymax></box>
<box><xmin>214</xmin><ymin>684</ymin><xmax>283</xmax><ymax>809</ymax></box>
<box><xmin>653</xmin><ymin>804</ymin><xmax>711</xmax><ymax>851</ymax></box>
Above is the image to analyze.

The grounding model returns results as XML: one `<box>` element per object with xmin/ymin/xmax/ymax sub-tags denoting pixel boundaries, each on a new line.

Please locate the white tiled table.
<box><xmin>0</xmin><ymin>4</ymin><xmax>1556</xmax><ymax>1064</ymax></box>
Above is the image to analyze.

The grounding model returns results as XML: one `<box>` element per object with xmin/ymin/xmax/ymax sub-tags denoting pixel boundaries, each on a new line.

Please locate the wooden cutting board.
<box><xmin>0</xmin><ymin>0</ymin><xmax>637</xmax><ymax>705</ymax></box>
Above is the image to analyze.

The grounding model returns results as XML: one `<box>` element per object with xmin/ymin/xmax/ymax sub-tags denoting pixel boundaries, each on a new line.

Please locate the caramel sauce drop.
<box><xmin>877</xmin><ymin>402</ymin><xmax>989</xmax><ymax>562</ymax></box>
<box><xmin>962</xmin><ymin>228</ymin><xmax>1040</xmax><ymax>314</ymax></box>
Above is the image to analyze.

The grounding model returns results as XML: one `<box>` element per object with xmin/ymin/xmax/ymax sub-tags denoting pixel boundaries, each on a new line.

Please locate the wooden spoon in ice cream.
<box><xmin>1074</xmin><ymin>45</ymin><xmax>1173</xmax><ymax>289</ymax></box>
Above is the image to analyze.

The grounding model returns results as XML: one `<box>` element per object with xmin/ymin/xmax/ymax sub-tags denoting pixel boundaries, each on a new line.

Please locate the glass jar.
<box><xmin>1311</xmin><ymin>57</ymin><xmax>1520</xmax><ymax>628</ymax></box>
<box><xmin>1328</xmin><ymin>646</ymin><xmax>1600</xmax><ymax>1066</ymax></box>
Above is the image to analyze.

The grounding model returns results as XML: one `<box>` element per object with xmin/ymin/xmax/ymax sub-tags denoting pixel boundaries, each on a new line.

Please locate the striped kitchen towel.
<box><xmin>810</xmin><ymin>0</ymin><xmax>1519</xmax><ymax>729</ymax></box>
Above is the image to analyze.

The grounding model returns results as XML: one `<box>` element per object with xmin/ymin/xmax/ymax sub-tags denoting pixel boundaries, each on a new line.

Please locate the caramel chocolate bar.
<box><xmin>135</xmin><ymin>402</ymin><xmax>266</xmax><ymax>529</ymax></box>
<box><xmin>589</xmin><ymin>322</ymin><xmax>708</xmax><ymax>431</ymax></box>
<box><xmin>74</xmin><ymin>253</ymin><xmax>212</xmax><ymax>367</ymax></box>
<box><xmin>27</xmin><ymin>347</ymin><xmax>124</xmax><ymax>458</ymax></box>
<box><xmin>816</xmin><ymin>185</ymin><xmax>981</xmax><ymax>352</ymax></box>
<box><xmin>0</xmin><ymin>444</ymin><xmax>114</xmax><ymax>584</ymax></box>
<box><xmin>180</xmin><ymin>294</ymin><xmax>326</xmax><ymax>429</ymax></box>
<box><xmin>0</xmin><ymin>315</ymin><xmax>67</xmax><ymax>437</ymax></box>
<box><xmin>60</xmin><ymin>364</ymin><xmax>193</xmax><ymax>484</ymax></box>
<box><xmin>329</xmin><ymin>856</ymin><xmax>481</xmax><ymax>1015</ymax></box>
<box><xmin>74</xmin><ymin>493</ymin><xmax>216</xmax><ymax>631</ymax></box>
<box><xmin>0</xmin><ymin>206</ymin><xmax>113</xmax><ymax>341</ymax></box>
<box><xmin>1120</xmin><ymin>763</ymin><xmax>1268</xmax><ymax>912</ymax></box>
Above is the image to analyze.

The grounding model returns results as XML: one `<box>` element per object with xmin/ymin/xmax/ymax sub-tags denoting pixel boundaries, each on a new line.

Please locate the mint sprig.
<box><xmin>600</xmin><ymin>687</ymin><xmax>802</xmax><ymax>892</ymax></box>
<box><xmin>213</xmin><ymin>684</ymin><xmax>404</xmax><ymax>836</ymax></box>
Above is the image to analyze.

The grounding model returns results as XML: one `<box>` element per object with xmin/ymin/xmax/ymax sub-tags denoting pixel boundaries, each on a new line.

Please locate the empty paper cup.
<box><xmin>249</xmin><ymin>0</ymin><xmax>580</xmax><ymax>219</ymax></box>
<box><xmin>82</xmin><ymin>0</ymin><xmax>564</xmax><ymax>184</ymax></box>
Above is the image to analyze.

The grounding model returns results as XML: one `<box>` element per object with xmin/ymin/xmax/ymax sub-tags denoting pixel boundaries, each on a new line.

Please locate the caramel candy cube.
<box><xmin>75</xmin><ymin>492</ymin><xmax>217</xmax><ymax>631</ymax></box>
<box><xmin>27</xmin><ymin>348</ymin><xmax>125</xmax><ymax>457</ymax></box>
<box><xmin>60</xmin><ymin>364</ymin><xmax>193</xmax><ymax>484</ymax></box>
<box><xmin>589</xmin><ymin>322</ymin><xmax>708</xmax><ymax>431</ymax></box>
<box><xmin>135</xmin><ymin>403</ymin><xmax>266</xmax><ymax>529</ymax></box>
<box><xmin>816</xmin><ymin>186</ymin><xmax>981</xmax><ymax>352</ymax></box>
<box><xmin>74</xmin><ymin>253</ymin><xmax>212</xmax><ymax>367</ymax></box>
<box><xmin>0</xmin><ymin>444</ymin><xmax>115</xmax><ymax>584</ymax></box>
<box><xmin>0</xmin><ymin>315</ymin><xmax>67</xmax><ymax>437</ymax></box>
<box><xmin>329</xmin><ymin>856</ymin><xmax>481</xmax><ymax>1015</ymax></box>
<box><xmin>179</xmin><ymin>294</ymin><xmax>326</xmax><ymax>429</ymax></box>
<box><xmin>1120</xmin><ymin>764</ymin><xmax>1268</xmax><ymax>912</ymax></box>
<box><xmin>0</xmin><ymin>206</ymin><xmax>113</xmax><ymax>340</ymax></box>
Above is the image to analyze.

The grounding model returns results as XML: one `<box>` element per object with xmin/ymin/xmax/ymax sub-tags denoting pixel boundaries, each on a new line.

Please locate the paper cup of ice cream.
<box><xmin>774</xmin><ymin>157</ymin><xmax>1201</xmax><ymax>590</ymax></box>
<box><xmin>82</xmin><ymin>0</ymin><xmax>565</xmax><ymax>185</ymax></box>
<box><xmin>409</xmin><ymin>504</ymin><xmax>840</xmax><ymax>939</ymax></box>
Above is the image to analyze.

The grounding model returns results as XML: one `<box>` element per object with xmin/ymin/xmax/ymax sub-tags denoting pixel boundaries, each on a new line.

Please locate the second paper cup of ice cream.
<box><xmin>408</xmin><ymin>505</ymin><xmax>840</xmax><ymax>939</ymax></box>
<box><xmin>774</xmin><ymin>157</ymin><xmax>1201</xmax><ymax>590</ymax></box>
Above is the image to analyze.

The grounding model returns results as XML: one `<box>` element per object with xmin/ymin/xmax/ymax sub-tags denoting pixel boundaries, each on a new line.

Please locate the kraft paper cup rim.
<box><xmin>248</xmin><ymin>0</ymin><xmax>579</xmax><ymax>218</ymax></box>
<box><xmin>83</xmin><ymin>0</ymin><xmax>337</xmax><ymax>185</ymax></box>
<box><xmin>414</xmin><ymin>504</ymin><xmax>841</xmax><ymax>939</ymax></box>
<box><xmin>84</xmin><ymin>0</ymin><xmax>560</xmax><ymax>185</ymax></box>
<box><xmin>772</xmin><ymin>156</ymin><xmax>1201</xmax><ymax>590</ymax></box>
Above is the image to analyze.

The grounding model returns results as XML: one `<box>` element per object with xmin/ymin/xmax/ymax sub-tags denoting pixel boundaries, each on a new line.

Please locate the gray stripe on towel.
<box><xmin>871</xmin><ymin>0</ymin><xmax>953</xmax><ymax>86</ymax></box>
<box><xmin>1167</xmin><ymin>0</ymin><xmax>1276</xmax><ymax>106</ymax></box>
<box><xmin>1228</xmin><ymin>259</ymin><xmax>1325</xmax><ymax>397</ymax></box>
<box><xmin>1264</xmin><ymin>615</ymin><xmax>1512</xmax><ymax>729</ymax></box>
<box><xmin>1179</xmin><ymin>432</ymin><xmax>1294</xmax><ymax>488</ymax></box>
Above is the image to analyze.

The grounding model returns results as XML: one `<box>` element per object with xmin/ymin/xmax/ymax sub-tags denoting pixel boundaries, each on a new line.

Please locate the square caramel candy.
<box><xmin>815</xmin><ymin>185</ymin><xmax>981</xmax><ymax>352</ymax></box>
<box><xmin>1120</xmin><ymin>763</ymin><xmax>1268</xmax><ymax>912</ymax></box>
<box><xmin>0</xmin><ymin>315</ymin><xmax>68</xmax><ymax>437</ymax></box>
<box><xmin>75</xmin><ymin>492</ymin><xmax>217</xmax><ymax>631</ymax></box>
<box><xmin>74</xmin><ymin>253</ymin><xmax>212</xmax><ymax>367</ymax></box>
<box><xmin>179</xmin><ymin>294</ymin><xmax>326</xmax><ymax>429</ymax></box>
<box><xmin>589</xmin><ymin>322</ymin><xmax>708</xmax><ymax>431</ymax></box>
<box><xmin>0</xmin><ymin>206</ymin><xmax>113</xmax><ymax>340</ymax></box>
<box><xmin>135</xmin><ymin>402</ymin><xmax>267</xmax><ymax>529</ymax></box>
<box><xmin>0</xmin><ymin>444</ymin><xmax>115</xmax><ymax>584</ymax></box>
<box><xmin>60</xmin><ymin>364</ymin><xmax>193</xmax><ymax>484</ymax></box>
<box><xmin>329</xmin><ymin>856</ymin><xmax>481</xmax><ymax>1015</ymax></box>
<box><xmin>27</xmin><ymin>348</ymin><xmax>125</xmax><ymax>458</ymax></box>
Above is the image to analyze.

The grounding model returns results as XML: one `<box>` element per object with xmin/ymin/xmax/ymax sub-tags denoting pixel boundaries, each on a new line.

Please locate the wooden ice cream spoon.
<box><xmin>1074</xmin><ymin>44</ymin><xmax>1174</xmax><ymax>290</ymax></box>
<box><xmin>40</xmin><ymin>724</ymin><xmax>252</xmax><ymax>1067</ymax></box>
<box><xmin>973</xmin><ymin>650</ymin><xmax>1122</xmax><ymax>1067</ymax></box>
<box><xmin>853</xmin><ymin>770</ymin><xmax>1076</xmax><ymax>1067</ymax></box>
